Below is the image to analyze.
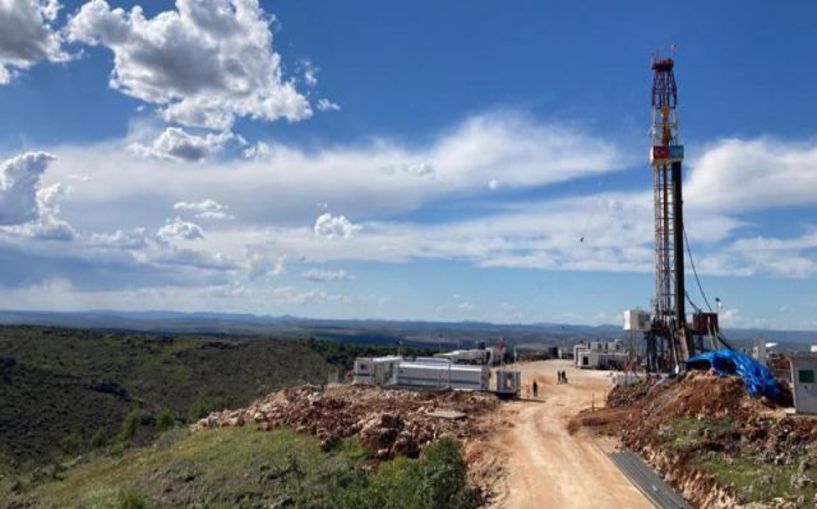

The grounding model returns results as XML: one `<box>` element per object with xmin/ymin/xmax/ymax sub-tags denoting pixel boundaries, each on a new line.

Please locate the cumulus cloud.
<box><xmin>301</xmin><ymin>268</ymin><xmax>354</xmax><ymax>282</ymax></box>
<box><xmin>270</xmin><ymin>285</ymin><xmax>350</xmax><ymax>305</ymax></box>
<box><xmin>90</xmin><ymin>227</ymin><xmax>151</xmax><ymax>249</ymax></box>
<box><xmin>131</xmin><ymin>127</ymin><xmax>234</xmax><ymax>162</ymax></box>
<box><xmin>157</xmin><ymin>217</ymin><xmax>204</xmax><ymax>240</ymax></box>
<box><xmin>687</xmin><ymin>138</ymin><xmax>817</xmax><ymax>213</ymax></box>
<box><xmin>0</xmin><ymin>151</ymin><xmax>55</xmax><ymax>225</ymax></box>
<box><xmin>242</xmin><ymin>141</ymin><xmax>272</xmax><ymax>160</ymax></box>
<box><xmin>316</xmin><ymin>98</ymin><xmax>340</xmax><ymax>112</ymax></box>
<box><xmin>314</xmin><ymin>213</ymin><xmax>361</xmax><ymax>239</ymax></box>
<box><xmin>0</xmin><ymin>0</ymin><xmax>68</xmax><ymax>84</ymax></box>
<box><xmin>246</xmin><ymin>248</ymin><xmax>285</xmax><ymax>279</ymax></box>
<box><xmin>66</xmin><ymin>0</ymin><xmax>311</xmax><ymax>130</ymax></box>
<box><xmin>173</xmin><ymin>198</ymin><xmax>233</xmax><ymax>220</ymax></box>
<box><xmin>21</xmin><ymin>182</ymin><xmax>75</xmax><ymax>240</ymax></box>
<box><xmin>300</xmin><ymin>59</ymin><xmax>317</xmax><ymax>87</ymax></box>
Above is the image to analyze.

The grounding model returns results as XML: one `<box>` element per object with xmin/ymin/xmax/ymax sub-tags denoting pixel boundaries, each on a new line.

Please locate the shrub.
<box><xmin>116</xmin><ymin>411</ymin><xmax>140</xmax><ymax>444</ymax></box>
<box><xmin>156</xmin><ymin>410</ymin><xmax>175</xmax><ymax>433</ymax></box>
<box><xmin>329</xmin><ymin>437</ymin><xmax>480</xmax><ymax>509</ymax></box>
<box><xmin>188</xmin><ymin>397</ymin><xmax>227</xmax><ymax>422</ymax></box>
<box><xmin>90</xmin><ymin>428</ymin><xmax>108</xmax><ymax>449</ymax></box>
<box><xmin>118</xmin><ymin>489</ymin><xmax>147</xmax><ymax>509</ymax></box>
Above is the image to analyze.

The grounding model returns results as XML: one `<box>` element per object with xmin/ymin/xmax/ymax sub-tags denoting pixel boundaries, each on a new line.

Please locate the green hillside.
<box><xmin>1</xmin><ymin>427</ymin><xmax>478</xmax><ymax>509</ymax></box>
<box><xmin>0</xmin><ymin>326</ymin><xmax>416</xmax><ymax>472</ymax></box>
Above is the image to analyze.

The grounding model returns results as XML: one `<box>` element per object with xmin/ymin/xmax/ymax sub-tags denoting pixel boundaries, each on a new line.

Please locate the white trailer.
<box><xmin>434</xmin><ymin>349</ymin><xmax>491</xmax><ymax>365</ymax></box>
<box><xmin>396</xmin><ymin>360</ymin><xmax>488</xmax><ymax>391</ymax></box>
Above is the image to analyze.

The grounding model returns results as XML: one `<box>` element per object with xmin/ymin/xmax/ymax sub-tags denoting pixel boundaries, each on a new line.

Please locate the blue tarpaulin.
<box><xmin>686</xmin><ymin>349</ymin><xmax>783</xmax><ymax>401</ymax></box>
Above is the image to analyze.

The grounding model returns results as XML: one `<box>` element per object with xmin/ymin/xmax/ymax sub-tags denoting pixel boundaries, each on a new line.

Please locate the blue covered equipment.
<box><xmin>686</xmin><ymin>349</ymin><xmax>783</xmax><ymax>401</ymax></box>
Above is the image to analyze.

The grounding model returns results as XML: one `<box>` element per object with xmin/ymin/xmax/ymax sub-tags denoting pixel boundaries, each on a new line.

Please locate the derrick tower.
<box><xmin>646</xmin><ymin>55</ymin><xmax>693</xmax><ymax>371</ymax></box>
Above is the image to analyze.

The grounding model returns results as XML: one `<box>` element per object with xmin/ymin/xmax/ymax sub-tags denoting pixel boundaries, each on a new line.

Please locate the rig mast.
<box><xmin>646</xmin><ymin>55</ymin><xmax>694</xmax><ymax>371</ymax></box>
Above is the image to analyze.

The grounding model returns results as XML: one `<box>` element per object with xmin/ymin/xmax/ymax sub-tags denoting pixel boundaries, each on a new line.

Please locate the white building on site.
<box><xmin>789</xmin><ymin>353</ymin><xmax>817</xmax><ymax>414</ymax></box>
<box><xmin>353</xmin><ymin>355</ymin><xmax>488</xmax><ymax>391</ymax></box>
<box><xmin>574</xmin><ymin>339</ymin><xmax>629</xmax><ymax>370</ymax></box>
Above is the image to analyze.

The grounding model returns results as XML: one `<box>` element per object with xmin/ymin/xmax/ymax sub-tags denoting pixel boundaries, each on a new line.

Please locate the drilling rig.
<box><xmin>645</xmin><ymin>54</ymin><xmax>696</xmax><ymax>372</ymax></box>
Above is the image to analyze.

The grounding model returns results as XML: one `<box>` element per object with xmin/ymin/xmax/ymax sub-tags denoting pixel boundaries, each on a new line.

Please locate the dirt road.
<box><xmin>485</xmin><ymin>360</ymin><xmax>651</xmax><ymax>509</ymax></box>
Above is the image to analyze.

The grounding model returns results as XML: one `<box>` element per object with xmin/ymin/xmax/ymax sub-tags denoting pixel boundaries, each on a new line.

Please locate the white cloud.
<box><xmin>381</xmin><ymin>161</ymin><xmax>434</xmax><ymax>178</ymax></box>
<box><xmin>687</xmin><ymin>138</ymin><xmax>817</xmax><ymax>213</ymax></box>
<box><xmin>66</xmin><ymin>0</ymin><xmax>311</xmax><ymax>130</ymax></box>
<box><xmin>300</xmin><ymin>59</ymin><xmax>317</xmax><ymax>87</ymax></box>
<box><xmin>0</xmin><ymin>0</ymin><xmax>68</xmax><ymax>84</ymax></box>
<box><xmin>0</xmin><ymin>151</ymin><xmax>54</xmax><ymax>225</ymax></box>
<box><xmin>314</xmin><ymin>212</ymin><xmax>361</xmax><ymax>239</ymax></box>
<box><xmin>301</xmin><ymin>268</ymin><xmax>354</xmax><ymax>282</ymax></box>
<box><xmin>173</xmin><ymin>198</ymin><xmax>233</xmax><ymax>220</ymax></box>
<box><xmin>246</xmin><ymin>249</ymin><xmax>285</xmax><ymax>279</ymax></box>
<box><xmin>242</xmin><ymin>141</ymin><xmax>272</xmax><ymax>160</ymax></box>
<box><xmin>270</xmin><ymin>285</ymin><xmax>350</xmax><ymax>305</ymax></box>
<box><xmin>90</xmin><ymin>227</ymin><xmax>150</xmax><ymax>249</ymax></box>
<box><xmin>38</xmin><ymin>112</ymin><xmax>624</xmax><ymax>234</ymax></box>
<box><xmin>130</xmin><ymin>127</ymin><xmax>234</xmax><ymax>162</ymax></box>
<box><xmin>20</xmin><ymin>182</ymin><xmax>75</xmax><ymax>240</ymax></box>
<box><xmin>157</xmin><ymin>217</ymin><xmax>204</xmax><ymax>240</ymax></box>
<box><xmin>316</xmin><ymin>98</ymin><xmax>340</xmax><ymax>112</ymax></box>
<box><xmin>458</xmin><ymin>301</ymin><xmax>474</xmax><ymax>312</ymax></box>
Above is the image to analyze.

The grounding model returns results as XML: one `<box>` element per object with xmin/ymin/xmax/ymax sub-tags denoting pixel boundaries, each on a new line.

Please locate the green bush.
<box><xmin>118</xmin><ymin>489</ymin><xmax>147</xmax><ymax>509</ymax></box>
<box><xmin>326</xmin><ymin>437</ymin><xmax>480</xmax><ymax>509</ymax></box>
<box><xmin>116</xmin><ymin>412</ymin><xmax>140</xmax><ymax>444</ymax></box>
<box><xmin>156</xmin><ymin>410</ymin><xmax>175</xmax><ymax>433</ymax></box>
<box><xmin>60</xmin><ymin>432</ymin><xmax>82</xmax><ymax>456</ymax></box>
<box><xmin>90</xmin><ymin>428</ymin><xmax>108</xmax><ymax>449</ymax></box>
<box><xmin>188</xmin><ymin>397</ymin><xmax>227</xmax><ymax>422</ymax></box>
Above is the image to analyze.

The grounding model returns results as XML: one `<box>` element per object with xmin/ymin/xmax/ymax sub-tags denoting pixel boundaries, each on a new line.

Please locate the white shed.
<box><xmin>789</xmin><ymin>353</ymin><xmax>817</xmax><ymax>414</ymax></box>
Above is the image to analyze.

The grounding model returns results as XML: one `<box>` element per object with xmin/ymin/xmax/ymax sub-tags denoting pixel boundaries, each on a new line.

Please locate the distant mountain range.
<box><xmin>0</xmin><ymin>309</ymin><xmax>814</xmax><ymax>351</ymax></box>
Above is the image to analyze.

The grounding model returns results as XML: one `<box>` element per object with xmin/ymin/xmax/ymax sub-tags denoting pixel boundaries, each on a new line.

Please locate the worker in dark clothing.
<box><xmin>532</xmin><ymin>380</ymin><xmax>538</xmax><ymax>398</ymax></box>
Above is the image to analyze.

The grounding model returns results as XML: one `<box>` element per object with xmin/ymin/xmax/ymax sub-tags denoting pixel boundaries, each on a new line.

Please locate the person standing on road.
<box><xmin>532</xmin><ymin>380</ymin><xmax>538</xmax><ymax>398</ymax></box>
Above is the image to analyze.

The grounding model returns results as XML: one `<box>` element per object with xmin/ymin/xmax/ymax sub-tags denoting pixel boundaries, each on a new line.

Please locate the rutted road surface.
<box><xmin>485</xmin><ymin>360</ymin><xmax>651</xmax><ymax>509</ymax></box>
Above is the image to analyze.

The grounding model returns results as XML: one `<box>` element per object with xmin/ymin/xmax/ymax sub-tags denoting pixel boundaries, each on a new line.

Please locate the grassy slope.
<box><xmin>0</xmin><ymin>326</ymin><xmax>436</xmax><ymax>472</ymax></box>
<box><xmin>6</xmin><ymin>427</ymin><xmax>358</xmax><ymax>508</ymax></box>
<box><xmin>2</xmin><ymin>427</ymin><xmax>478</xmax><ymax>509</ymax></box>
<box><xmin>0</xmin><ymin>326</ymin><xmax>337</xmax><ymax>470</ymax></box>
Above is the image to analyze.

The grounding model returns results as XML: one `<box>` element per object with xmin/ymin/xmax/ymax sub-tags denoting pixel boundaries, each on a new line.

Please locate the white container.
<box><xmin>623</xmin><ymin>309</ymin><xmax>651</xmax><ymax>332</ymax></box>
<box><xmin>396</xmin><ymin>361</ymin><xmax>487</xmax><ymax>391</ymax></box>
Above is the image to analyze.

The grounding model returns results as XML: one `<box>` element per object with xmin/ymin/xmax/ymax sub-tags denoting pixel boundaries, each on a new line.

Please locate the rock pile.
<box><xmin>194</xmin><ymin>384</ymin><xmax>498</xmax><ymax>459</ymax></box>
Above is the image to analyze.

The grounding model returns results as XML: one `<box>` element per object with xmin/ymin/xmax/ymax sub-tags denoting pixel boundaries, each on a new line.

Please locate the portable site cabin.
<box><xmin>354</xmin><ymin>355</ymin><xmax>489</xmax><ymax>391</ymax></box>
<box><xmin>789</xmin><ymin>353</ymin><xmax>817</xmax><ymax>414</ymax></box>
<box><xmin>574</xmin><ymin>340</ymin><xmax>628</xmax><ymax>370</ymax></box>
<box><xmin>353</xmin><ymin>356</ymin><xmax>401</xmax><ymax>385</ymax></box>
<box><xmin>396</xmin><ymin>360</ymin><xmax>488</xmax><ymax>391</ymax></box>
<box><xmin>494</xmin><ymin>369</ymin><xmax>521</xmax><ymax>397</ymax></box>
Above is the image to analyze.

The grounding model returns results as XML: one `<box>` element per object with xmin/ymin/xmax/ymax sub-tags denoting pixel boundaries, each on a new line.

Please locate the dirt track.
<box><xmin>485</xmin><ymin>360</ymin><xmax>651</xmax><ymax>509</ymax></box>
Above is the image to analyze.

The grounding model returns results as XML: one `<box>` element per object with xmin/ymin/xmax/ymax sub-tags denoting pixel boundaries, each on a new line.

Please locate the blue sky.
<box><xmin>1</xmin><ymin>1</ymin><xmax>817</xmax><ymax>329</ymax></box>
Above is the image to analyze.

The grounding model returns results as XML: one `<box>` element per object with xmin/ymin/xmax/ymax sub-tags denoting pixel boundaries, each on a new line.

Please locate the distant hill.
<box><xmin>0</xmin><ymin>309</ymin><xmax>812</xmax><ymax>350</ymax></box>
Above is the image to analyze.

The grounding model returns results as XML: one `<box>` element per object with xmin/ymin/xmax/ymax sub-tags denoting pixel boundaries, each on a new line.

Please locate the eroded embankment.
<box><xmin>574</xmin><ymin>371</ymin><xmax>817</xmax><ymax>508</ymax></box>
